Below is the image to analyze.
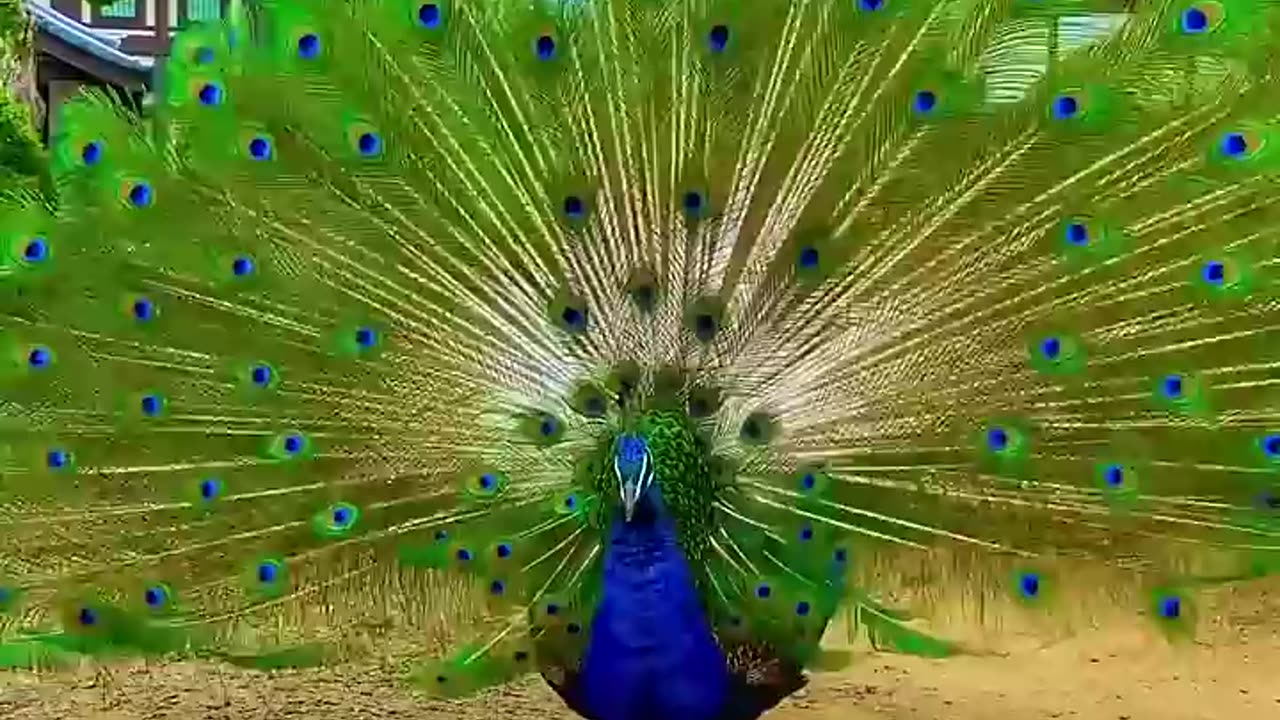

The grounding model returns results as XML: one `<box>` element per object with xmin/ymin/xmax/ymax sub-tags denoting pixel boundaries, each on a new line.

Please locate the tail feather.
<box><xmin>2</xmin><ymin>0</ymin><xmax>1280</xmax><ymax>711</ymax></box>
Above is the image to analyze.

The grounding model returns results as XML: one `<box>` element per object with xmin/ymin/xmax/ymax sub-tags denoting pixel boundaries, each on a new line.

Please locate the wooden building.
<box><xmin>27</xmin><ymin>0</ymin><xmax>231</xmax><ymax>140</ymax></box>
<box><xmin>44</xmin><ymin>0</ymin><xmax>228</xmax><ymax>56</ymax></box>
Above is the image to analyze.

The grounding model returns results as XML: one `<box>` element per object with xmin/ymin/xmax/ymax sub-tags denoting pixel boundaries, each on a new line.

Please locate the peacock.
<box><xmin>2</xmin><ymin>0</ymin><xmax>1280</xmax><ymax>718</ymax></box>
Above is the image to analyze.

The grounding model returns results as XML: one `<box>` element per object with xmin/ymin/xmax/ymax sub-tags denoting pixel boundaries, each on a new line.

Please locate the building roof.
<box><xmin>28</xmin><ymin>0</ymin><xmax>154</xmax><ymax>90</ymax></box>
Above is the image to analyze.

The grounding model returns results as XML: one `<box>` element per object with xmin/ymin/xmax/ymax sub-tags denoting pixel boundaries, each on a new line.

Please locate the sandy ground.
<box><xmin>1</xmin><ymin>625</ymin><xmax>1275</xmax><ymax>720</ymax></box>
<box><xmin>2</xmin><ymin>578</ymin><xmax>1276</xmax><ymax>719</ymax></box>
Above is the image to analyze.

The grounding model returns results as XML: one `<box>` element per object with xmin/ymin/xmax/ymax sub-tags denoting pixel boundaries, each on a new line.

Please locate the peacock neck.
<box><xmin>603</xmin><ymin>493</ymin><xmax>683</xmax><ymax>580</ymax></box>
<box><xmin>576</xmin><ymin>493</ymin><xmax>732</xmax><ymax>720</ymax></box>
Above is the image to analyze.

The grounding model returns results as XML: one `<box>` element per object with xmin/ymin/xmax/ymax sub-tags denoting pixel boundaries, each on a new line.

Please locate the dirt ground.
<box><xmin>1</xmin><ymin>626</ymin><xmax>1274</xmax><ymax>720</ymax></box>
<box><xmin>2</xmin><ymin>578</ymin><xmax>1276</xmax><ymax>720</ymax></box>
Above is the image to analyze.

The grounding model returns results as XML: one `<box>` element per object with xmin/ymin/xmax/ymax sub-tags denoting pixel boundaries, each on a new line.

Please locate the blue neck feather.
<box><xmin>578</xmin><ymin>483</ymin><xmax>731</xmax><ymax>720</ymax></box>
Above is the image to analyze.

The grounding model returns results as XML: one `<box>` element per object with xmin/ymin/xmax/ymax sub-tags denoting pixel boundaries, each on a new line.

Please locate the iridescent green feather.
<box><xmin>4</xmin><ymin>0</ymin><xmax>1280</xmax><ymax>710</ymax></box>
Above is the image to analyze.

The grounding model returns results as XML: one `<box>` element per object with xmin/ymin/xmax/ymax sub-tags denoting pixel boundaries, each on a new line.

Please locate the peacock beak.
<box><xmin>621</xmin><ymin>480</ymin><xmax>641</xmax><ymax>522</ymax></box>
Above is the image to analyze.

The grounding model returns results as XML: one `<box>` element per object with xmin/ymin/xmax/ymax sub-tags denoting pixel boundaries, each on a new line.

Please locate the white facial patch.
<box><xmin>615</xmin><ymin>446</ymin><xmax>654</xmax><ymax>520</ymax></box>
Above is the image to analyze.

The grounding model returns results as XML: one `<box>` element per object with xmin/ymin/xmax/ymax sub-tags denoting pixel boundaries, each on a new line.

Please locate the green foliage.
<box><xmin>0</xmin><ymin>0</ymin><xmax>28</xmax><ymax>49</ymax></box>
<box><xmin>0</xmin><ymin>0</ymin><xmax>49</xmax><ymax>197</ymax></box>
<box><xmin>0</xmin><ymin>91</ymin><xmax>47</xmax><ymax>195</ymax></box>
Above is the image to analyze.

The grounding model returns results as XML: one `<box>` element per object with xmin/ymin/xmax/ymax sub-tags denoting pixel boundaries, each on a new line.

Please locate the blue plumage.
<box><xmin>912</xmin><ymin>89</ymin><xmax>937</xmax><ymax>114</ymax></box>
<box><xmin>357</xmin><ymin>132</ymin><xmax>382</xmax><ymax>157</ymax></box>
<box><xmin>707</xmin><ymin>25</ymin><xmax>730</xmax><ymax>54</ymax></box>
<box><xmin>199</xmin><ymin>477</ymin><xmax>221</xmax><ymax>500</ymax></box>
<box><xmin>536</xmin><ymin>35</ymin><xmax>557</xmax><ymax>61</ymax></box>
<box><xmin>140</xmin><ymin>394</ymin><xmax>163</xmax><ymax>416</ymax></box>
<box><xmin>1103</xmin><ymin>464</ymin><xmax>1125</xmax><ymax>488</ymax></box>
<box><xmin>250</xmin><ymin>364</ymin><xmax>273</xmax><ymax>386</ymax></box>
<box><xmin>1064</xmin><ymin>221</ymin><xmax>1089</xmax><ymax>246</ymax></box>
<box><xmin>232</xmin><ymin>255</ymin><xmax>257</xmax><ymax>275</ymax></box>
<box><xmin>1181</xmin><ymin>7</ymin><xmax>1209</xmax><ymax>33</ymax></box>
<box><xmin>127</xmin><ymin>183</ymin><xmax>152</xmax><ymax>208</ymax></box>
<box><xmin>1221</xmin><ymin>131</ymin><xmax>1248</xmax><ymax>157</ymax></box>
<box><xmin>1039</xmin><ymin>337</ymin><xmax>1062</xmax><ymax>360</ymax></box>
<box><xmin>247</xmin><ymin>137</ymin><xmax>272</xmax><ymax>161</ymax></box>
<box><xmin>578</xmin><ymin>475</ymin><xmax>731</xmax><ymax>720</ymax></box>
<box><xmin>1052</xmin><ymin>94</ymin><xmax>1079</xmax><ymax>119</ymax></box>
<box><xmin>45</xmin><ymin>448</ymin><xmax>70</xmax><ymax>469</ymax></box>
<box><xmin>80</xmin><ymin>140</ymin><xmax>101</xmax><ymax>165</ymax></box>
<box><xmin>27</xmin><ymin>346</ymin><xmax>51</xmax><ymax>368</ymax></box>
<box><xmin>22</xmin><ymin>237</ymin><xmax>48</xmax><ymax>263</ymax></box>
<box><xmin>539</xmin><ymin>436</ymin><xmax>808</xmax><ymax>720</ymax></box>
<box><xmin>297</xmin><ymin>33</ymin><xmax>321</xmax><ymax>59</ymax></box>
<box><xmin>198</xmin><ymin>83</ymin><xmax>224</xmax><ymax>107</ymax></box>
<box><xmin>682</xmin><ymin>191</ymin><xmax>705</xmax><ymax>217</ymax></box>
<box><xmin>256</xmin><ymin>562</ymin><xmax>279</xmax><ymax>585</ymax></box>
<box><xmin>1018</xmin><ymin>572</ymin><xmax>1041</xmax><ymax>600</ymax></box>
<box><xmin>131</xmin><ymin>297</ymin><xmax>156</xmax><ymax>321</ymax></box>
<box><xmin>418</xmin><ymin>3</ymin><xmax>442</xmax><ymax>29</ymax></box>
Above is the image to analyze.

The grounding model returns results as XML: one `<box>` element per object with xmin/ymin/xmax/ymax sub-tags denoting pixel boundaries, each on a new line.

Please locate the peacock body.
<box><xmin>2</xmin><ymin>0</ymin><xmax>1280</xmax><ymax>718</ymax></box>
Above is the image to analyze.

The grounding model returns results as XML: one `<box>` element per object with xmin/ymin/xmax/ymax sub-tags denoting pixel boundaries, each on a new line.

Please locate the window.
<box><xmin>99</xmin><ymin>0</ymin><xmax>138</xmax><ymax>18</ymax></box>
<box><xmin>91</xmin><ymin>0</ymin><xmax>144</xmax><ymax>27</ymax></box>
<box><xmin>186</xmin><ymin>0</ymin><xmax>221</xmax><ymax>21</ymax></box>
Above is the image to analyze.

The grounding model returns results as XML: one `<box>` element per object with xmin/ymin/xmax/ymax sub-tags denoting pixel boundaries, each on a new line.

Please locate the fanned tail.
<box><xmin>2</xmin><ymin>0</ymin><xmax>1280</xmax><ymax>706</ymax></box>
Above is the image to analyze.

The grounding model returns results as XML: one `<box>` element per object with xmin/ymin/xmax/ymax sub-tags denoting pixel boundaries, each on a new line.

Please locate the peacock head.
<box><xmin>614</xmin><ymin>434</ymin><xmax>655</xmax><ymax>523</ymax></box>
